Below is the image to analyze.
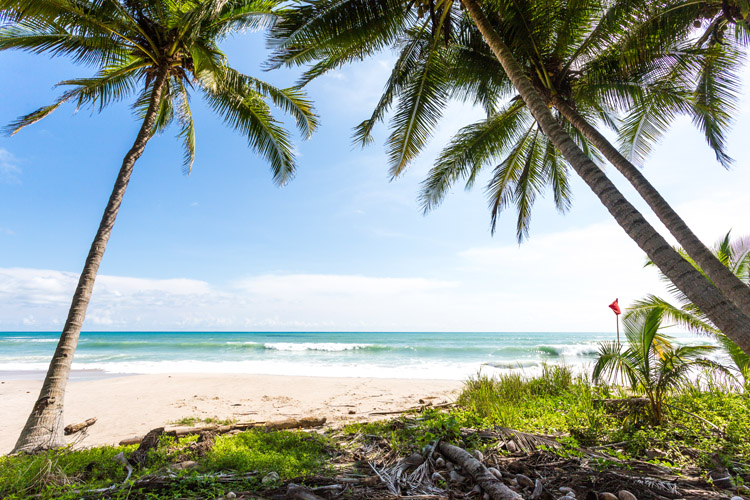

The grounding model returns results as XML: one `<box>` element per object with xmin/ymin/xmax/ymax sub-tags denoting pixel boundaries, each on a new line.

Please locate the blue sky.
<box><xmin>1</xmin><ymin>29</ymin><xmax>750</xmax><ymax>332</ymax></box>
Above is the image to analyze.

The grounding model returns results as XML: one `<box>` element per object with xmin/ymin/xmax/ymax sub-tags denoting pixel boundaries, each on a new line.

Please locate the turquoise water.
<box><xmin>0</xmin><ymin>331</ymin><xmax>698</xmax><ymax>380</ymax></box>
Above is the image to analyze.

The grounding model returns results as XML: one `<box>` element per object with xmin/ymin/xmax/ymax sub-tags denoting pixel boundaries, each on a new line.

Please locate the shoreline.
<box><xmin>0</xmin><ymin>373</ymin><xmax>461</xmax><ymax>455</ymax></box>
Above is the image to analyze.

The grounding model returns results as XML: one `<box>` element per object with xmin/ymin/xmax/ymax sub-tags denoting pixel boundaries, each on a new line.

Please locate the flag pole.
<box><xmin>616</xmin><ymin>315</ymin><xmax>619</xmax><ymax>344</ymax></box>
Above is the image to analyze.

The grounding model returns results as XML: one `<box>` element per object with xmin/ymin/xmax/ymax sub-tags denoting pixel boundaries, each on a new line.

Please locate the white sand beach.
<box><xmin>0</xmin><ymin>373</ymin><xmax>461</xmax><ymax>454</ymax></box>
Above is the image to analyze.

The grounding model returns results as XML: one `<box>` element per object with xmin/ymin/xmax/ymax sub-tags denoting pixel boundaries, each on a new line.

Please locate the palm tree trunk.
<box><xmin>552</xmin><ymin>95</ymin><xmax>750</xmax><ymax>321</ymax></box>
<box><xmin>460</xmin><ymin>0</ymin><xmax>750</xmax><ymax>354</ymax></box>
<box><xmin>12</xmin><ymin>67</ymin><xmax>170</xmax><ymax>454</ymax></box>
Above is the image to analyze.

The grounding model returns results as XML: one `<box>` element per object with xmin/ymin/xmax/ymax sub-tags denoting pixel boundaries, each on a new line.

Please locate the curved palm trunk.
<box><xmin>460</xmin><ymin>0</ymin><xmax>750</xmax><ymax>354</ymax></box>
<box><xmin>12</xmin><ymin>67</ymin><xmax>170</xmax><ymax>453</ymax></box>
<box><xmin>552</xmin><ymin>96</ymin><xmax>750</xmax><ymax>321</ymax></box>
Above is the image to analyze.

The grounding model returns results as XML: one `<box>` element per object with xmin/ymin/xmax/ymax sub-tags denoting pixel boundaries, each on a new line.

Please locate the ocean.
<box><xmin>0</xmin><ymin>331</ymin><xmax>711</xmax><ymax>381</ymax></box>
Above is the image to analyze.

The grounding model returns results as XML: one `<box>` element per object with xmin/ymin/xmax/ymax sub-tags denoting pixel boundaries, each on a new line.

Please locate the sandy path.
<box><xmin>0</xmin><ymin>373</ymin><xmax>462</xmax><ymax>454</ymax></box>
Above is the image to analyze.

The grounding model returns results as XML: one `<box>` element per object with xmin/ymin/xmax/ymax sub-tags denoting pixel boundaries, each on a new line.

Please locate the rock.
<box><xmin>404</xmin><ymin>452</ymin><xmax>425</xmax><ymax>467</ymax></box>
<box><xmin>560</xmin><ymin>487</ymin><xmax>576</xmax><ymax>496</ymax></box>
<box><xmin>171</xmin><ymin>461</ymin><xmax>197</xmax><ymax>470</ymax></box>
<box><xmin>226</xmin><ymin>493</ymin><xmax>236</xmax><ymax>499</ymax></box>
<box><xmin>348</xmin><ymin>409</ymin><xmax>355</xmax><ymax>414</ymax></box>
<box><xmin>599</xmin><ymin>493</ymin><xmax>618</xmax><ymax>500</ymax></box>
<box><xmin>516</xmin><ymin>473</ymin><xmax>535</xmax><ymax>489</ymax></box>
<box><xmin>506</xmin><ymin>440</ymin><xmax>519</xmax><ymax>453</ymax></box>
<box><xmin>435</xmin><ymin>457</ymin><xmax>446</xmax><ymax>468</ymax></box>
<box><xmin>617</xmin><ymin>491</ymin><xmax>637</xmax><ymax>500</ymax></box>
<box><xmin>431</xmin><ymin>472</ymin><xmax>445</xmax><ymax>483</ymax></box>
<box><xmin>449</xmin><ymin>471</ymin><xmax>467</xmax><ymax>484</ymax></box>
<box><xmin>730</xmin><ymin>497</ymin><xmax>744</xmax><ymax>500</ymax></box>
<box><xmin>262</xmin><ymin>471</ymin><xmax>280</xmax><ymax>485</ymax></box>
<box><xmin>488</xmin><ymin>467</ymin><xmax>503</xmax><ymax>481</ymax></box>
<box><xmin>645</xmin><ymin>449</ymin><xmax>666</xmax><ymax>459</ymax></box>
<box><xmin>472</xmin><ymin>450</ymin><xmax>484</xmax><ymax>462</ymax></box>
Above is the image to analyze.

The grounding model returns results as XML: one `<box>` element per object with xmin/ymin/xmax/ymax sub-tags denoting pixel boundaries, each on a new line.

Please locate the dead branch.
<box><xmin>64</xmin><ymin>417</ymin><xmax>97</xmax><ymax>435</ymax></box>
<box><xmin>437</xmin><ymin>442</ymin><xmax>523</xmax><ymax>500</ymax></box>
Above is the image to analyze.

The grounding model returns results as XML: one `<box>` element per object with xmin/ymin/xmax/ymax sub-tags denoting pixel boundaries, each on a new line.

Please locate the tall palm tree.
<box><xmin>593</xmin><ymin>307</ymin><xmax>721</xmax><ymax>425</ymax></box>
<box><xmin>627</xmin><ymin>231</ymin><xmax>750</xmax><ymax>388</ymax></box>
<box><xmin>1</xmin><ymin>0</ymin><xmax>317</xmax><ymax>453</ymax></box>
<box><xmin>268</xmin><ymin>0</ymin><xmax>750</xmax><ymax>354</ymax></box>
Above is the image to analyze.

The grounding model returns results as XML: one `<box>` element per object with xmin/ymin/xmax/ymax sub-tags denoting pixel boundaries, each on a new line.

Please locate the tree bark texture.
<box><xmin>553</xmin><ymin>96</ymin><xmax>750</xmax><ymax>322</ymax></box>
<box><xmin>12</xmin><ymin>67</ymin><xmax>170</xmax><ymax>454</ymax></box>
<box><xmin>437</xmin><ymin>442</ymin><xmax>523</xmax><ymax>500</ymax></box>
<box><xmin>461</xmin><ymin>0</ymin><xmax>750</xmax><ymax>353</ymax></box>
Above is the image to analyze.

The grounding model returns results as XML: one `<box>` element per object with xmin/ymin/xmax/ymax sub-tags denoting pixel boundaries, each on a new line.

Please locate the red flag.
<box><xmin>608</xmin><ymin>298</ymin><xmax>621</xmax><ymax>315</ymax></box>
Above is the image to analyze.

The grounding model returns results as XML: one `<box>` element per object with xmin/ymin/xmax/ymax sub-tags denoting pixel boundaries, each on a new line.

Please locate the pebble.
<box><xmin>431</xmin><ymin>472</ymin><xmax>445</xmax><ymax>483</ymax></box>
<box><xmin>516</xmin><ymin>473</ymin><xmax>535</xmax><ymax>489</ymax></box>
<box><xmin>488</xmin><ymin>467</ymin><xmax>503</xmax><ymax>481</ymax></box>
<box><xmin>171</xmin><ymin>461</ymin><xmax>197</xmax><ymax>470</ymax></box>
<box><xmin>472</xmin><ymin>450</ymin><xmax>484</xmax><ymax>462</ymax></box>
<box><xmin>449</xmin><ymin>470</ymin><xmax>467</xmax><ymax>484</ymax></box>
<box><xmin>618</xmin><ymin>491</ymin><xmax>637</xmax><ymax>500</ymax></box>
<box><xmin>404</xmin><ymin>452</ymin><xmax>425</xmax><ymax>467</ymax></box>
<box><xmin>435</xmin><ymin>457</ymin><xmax>445</xmax><ymax>468</ymax></box>
<box><xmin>730</xmin><ymin>497</ymin><xmax>744</xmax><ymax>500</ymax></box>
<box><xmin>599</xmin><ymin>493</ymin><xmax>618</xmax><ymax>500</ymax></box>
<box><xmin>262</xmin><ymin>471</ymin><xmax>280</xmax><ymax>485</ymax></box>
<box><xmin>226</xmin><ymin>493</ymin><xmax>236</xmax><ymax>499</ymax></box>
<box><xmin>559</xmin><ymin>486</ymin><xmax>576</xmax><ymax>496</ymax></box>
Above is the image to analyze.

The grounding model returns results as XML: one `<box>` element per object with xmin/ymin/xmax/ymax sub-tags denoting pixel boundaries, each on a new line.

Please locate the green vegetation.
<box><xmin>2</xmin><ymin>367</ymin><xmax>748</xmax><ymax>499</ymax></box>
<box><xmin>594</xmin><ymin>307</ymin><xmax>723</xmax><ymax>424</ymax></box>
<box><xmin>0</xmin><ymin>430</ymin><xmax>330</xmax><ymax>500</ymax></box>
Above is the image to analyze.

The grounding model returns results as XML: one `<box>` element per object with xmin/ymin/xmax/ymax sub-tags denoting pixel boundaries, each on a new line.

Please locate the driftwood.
<box><xmin>369</xmin><ymin>402</ymin><xmax>454</xmax><ymax>416</ymax></box>
<box><xmin>438</xmin><ymin>442</ymin><xmax>523</xmax><ymax>500</ymax></box>
<box><xmin>64</xmin><ymin>417</ymin><xmax>97</xmax><ymax>435</ymax></box>
<box><xmin>118</xmin><ymin>417</ymin><xmax>327</xmax><ymax>446</ymax></box>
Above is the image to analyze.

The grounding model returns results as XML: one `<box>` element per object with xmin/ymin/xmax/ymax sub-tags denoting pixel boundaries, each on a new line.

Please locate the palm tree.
<box><xmin>593</xmin><ymin>307</ymin><xmax>722</xmax><ymax>425</ymax></box>
<box><xmin>1</xmin><ymin>0</ymin><xmax>317</xmax><ymax>453</ymax></box>
<box><xmin>627</xmin><ymin>232</ymin><xmax>750</xmax><ymax>389</ymax></box>
<box><xmin>268</xmin><ymin>0</ymin><xmax>750</xmax><ymax>354</ymax></box>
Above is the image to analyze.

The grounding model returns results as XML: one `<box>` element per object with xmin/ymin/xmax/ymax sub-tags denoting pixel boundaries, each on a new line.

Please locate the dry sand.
<box><xmin>0</xmin><ymin>373</ymin><xmax>461</xmax><ymax>454</ymax></box>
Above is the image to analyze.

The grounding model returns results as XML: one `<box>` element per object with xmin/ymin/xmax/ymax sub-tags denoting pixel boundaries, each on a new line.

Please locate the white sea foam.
<box><xmin>263</xmin><ymin>342</ymin><xmax>373</xmax><ymax>352</ymax></box>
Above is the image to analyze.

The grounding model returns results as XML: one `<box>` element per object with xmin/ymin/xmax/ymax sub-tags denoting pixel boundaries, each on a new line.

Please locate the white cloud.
<box><xmin>0</xmin><ymin>148</ymin><xmax>21</xmax><ymax>183</ymax></box>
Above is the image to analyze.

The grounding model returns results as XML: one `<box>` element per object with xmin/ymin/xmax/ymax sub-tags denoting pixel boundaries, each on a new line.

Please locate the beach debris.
<box><xmin>286</xmin><ymin>483</ymin><xmax>325</xmax><ymax>500</ymax></box>
<box><xmin>262</xmin><ymin>471</ymin><xmax>281</xmax><ymax>485</ymax></box>
<box><xmin>64</xmin><ymin>417</ymin><xmax>97</xmax><ymax>435</ymax></box>
<box><xmin>113</xmin><ymin>451</ymin><xmax>132</xmax><ymax>481</ymax></box>
<box><xmin>118</xmin><ymin>416</ymin><xmax>327</xmax><ymax>445</ymax></box>
<box><xmin>515</xmin><ymin>473</ymin><xmax>534</xmax><ymax>489</ymax></box>
<box><xmin>438</xmin><ymin>442</ymin><xmax>523</xmax><ymax>500</ymax></box>
<box><xmin>529</xmin><ymin>479</ymin><xmax>544</xmax><ymax>499</ymax></box>
<box><xmin>131</xmin><ymin>427</ymin><xmax>166</xmax><ymax>467</ymax></box>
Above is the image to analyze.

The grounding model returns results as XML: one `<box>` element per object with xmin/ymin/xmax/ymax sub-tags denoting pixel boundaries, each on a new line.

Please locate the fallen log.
<box><xmin>119</xmin><ymin>417</ymin><xmax>327</xmax><ymax>446</ymax></box>
<box><xmin>64</xmin><ymin>417</ymin><xmax>97</xmax><ymax>435</ymax></box>
<box><xmin>437</xmin><ymin>442</ymin><xmax>523</xmax><ymax>500</ymax></box>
